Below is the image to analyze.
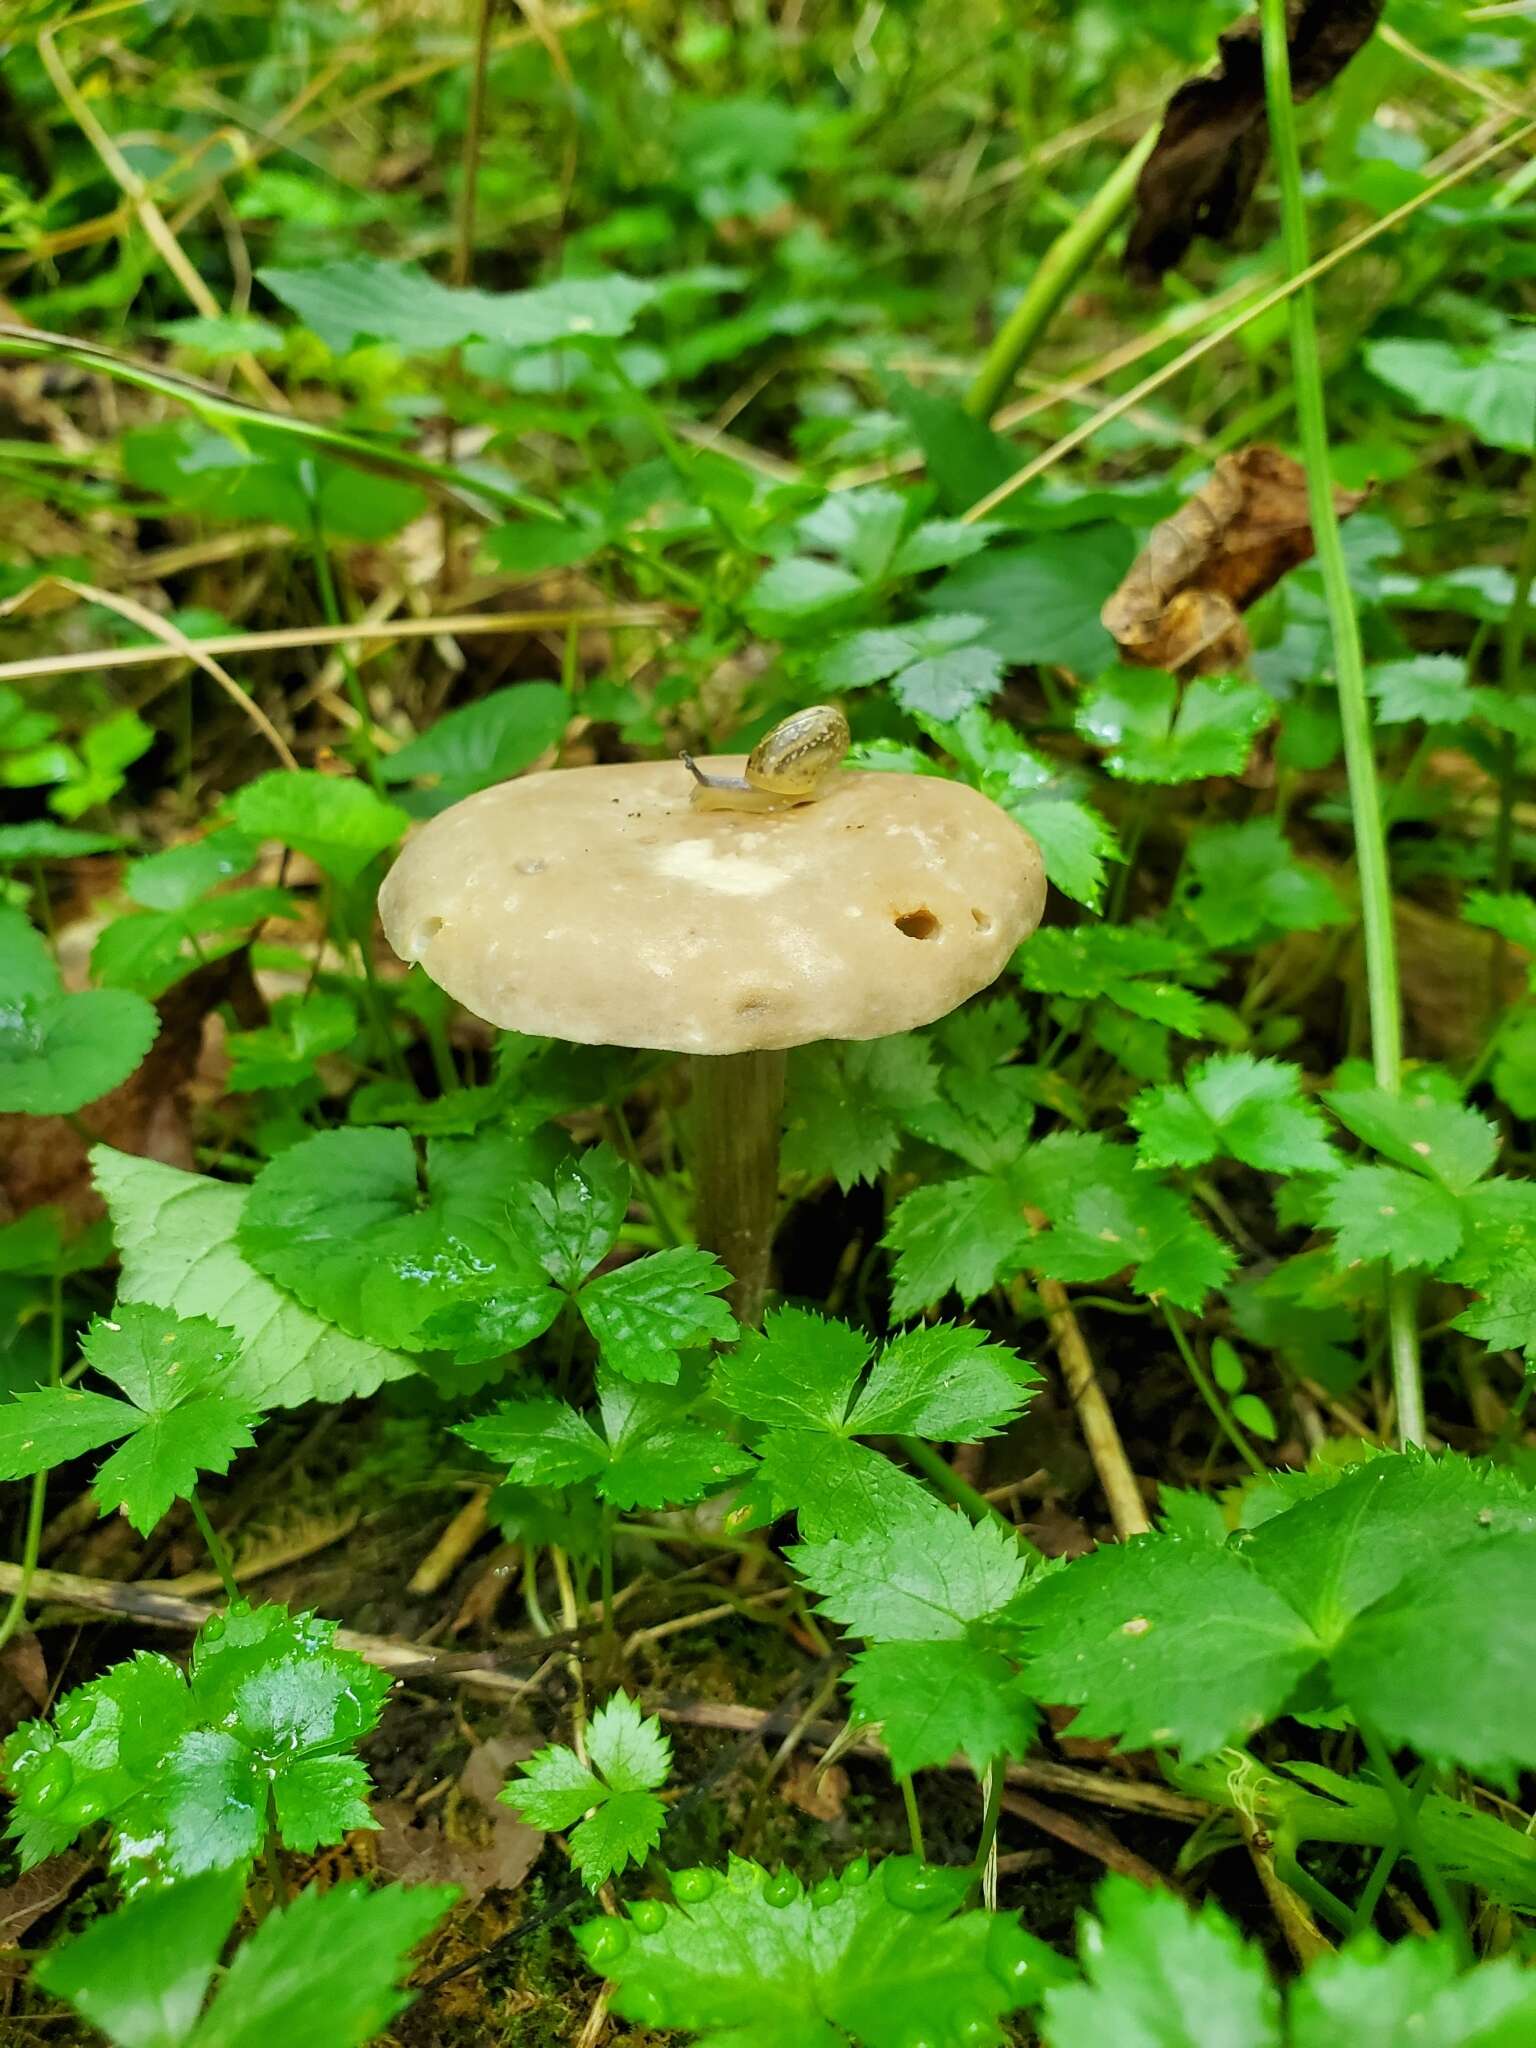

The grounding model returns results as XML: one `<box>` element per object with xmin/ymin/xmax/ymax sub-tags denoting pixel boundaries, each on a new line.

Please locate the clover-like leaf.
<box><xmin>0</xmin><ymin>1305</ymin><xmax>258</xmax><ymax>1534</ymax></box>
<box><xmin>1076</xmin><ymin>669</ymin><xmax>1272</xmax><ymax>782</ymax></box>
<box><xmin>576</xmin><ymin>1246</ymin><xmax>737</xmax><ymax>1385</ymax></box>
<box><xmin>1129</xmin><ymin>1054</ymin><xmax>1336</xmax><ymax>1173</ymax></box>
<box><xmin>503</xmin><ymin>1694</ymin><xmax>670</xmax><ymax>1887</ymax></box>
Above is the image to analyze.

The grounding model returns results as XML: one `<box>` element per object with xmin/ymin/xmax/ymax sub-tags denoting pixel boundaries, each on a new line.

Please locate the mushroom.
<box><xmin>377</xmin><ymin>715</ymin><xmax>1047</xmax><ymax>1326</ymax></box>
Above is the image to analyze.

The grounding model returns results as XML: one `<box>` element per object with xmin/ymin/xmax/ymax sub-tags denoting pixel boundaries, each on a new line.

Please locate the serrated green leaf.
<box><xmin>1042</xmin><ymin>1877</ymin><xmax>1281</xmax><ymax>2048</ymax></box>
<box><xmin>1182</xmin><ymin>820</ymin><xmax>1345</xmax><ymax>948</ymax></box>
<box><xmin>1018</xmin><ymin>1539</ymin><xmax>1316</xmax><ymax>1758</ymax></box>
<box><xmin>784</xmin><ymin>1036</ymin><xmax>939</xmax><ymax>1191</ymax></box>
<box><xmin>792</xmin><ymin>1493</ymin><xmax>1026</xmax><ymax>1644</ymax></box>
<box><xmin>577</xmin><ymin>1246</ymin><xmax>737</xmax><ymax>1385</ymax></box>
<box><xmin>1319</xmin><ymin>1164</ymin><xmax>1464</xmax><ymax>1273</ymax></box>
<box><xmin>1021</xmin><ymin>1133</ymin><xmax>1234</xmax><ymax>1310</ymax></box>
<box><xmin>596</xmin><ymin>1380</ymin><xmax>750</xmax><ymax>1510</ymax></box>
<box><xmin>1327</xmin><ymin>1080</ymin><xmax>1497</xmax><ymax>1194</ymax></box>
<box><xmin>584</xmin><ymin>1854</ymin><xmax>1061</xmax><ymax>2047</ymax></box>
<box><xmin>1129</xmin><ymin>1055</ymin><xmax>1335</xmax><ymax>1174</ymax></box>
<box><xmin>230</xmin><ymin>771</ymin><xmax>408</xmax><ymax>887</ymax></box>
<box><xmin>516</xmin><ymin>1146</ymin><xmax>629</xmax><ymax>1289</ymax></box>
<box><xmin>882</xmin><ymin>1175</ymin><xmax>1031</xmax><ymax>1319</ymax></box>
<box><xmin>1289</xmin><ymin>1934</ymin><xmax>1536</xmax><ymax>2048</ymax></box>
<box><xmin>1366</xmin><ymin>655</ymin><xmax>1474</xmax><ymax>725</ymax></box>
<box><xmin>503</xmin><ymin>1694</ymin><xmax>670</xmax><ymax>1887</ymax></box>
<box><xmin>260</xmin><ymin>257</ymin><xmax>654</xmax><ymax>354</ymax></box>
<box><xmin>187</xmin><ymin>1880</ymin><xmax>455</xmax><ymax>2048</ymax></box>
<box><xmin>379</xmin><ymin>683</ymin><xmax>570</xmax><ymax>801</ymax></box>
<box><xmin>456</xmin><ymin>1397</ymin><xmax>608</xmax><ymax>1490</ymax></box>
<box><xmin>816</xmin><ymin>614</ymin><xmax>986</xmax><ymax>690</ymax></box>
<box><xmin>33</xmin><ymin>1865</ymin><xmax>243</xmax><ymax>2048</ymax></box>
<box><xmin>1366</xmin><ymin>329</ymin><xmax>1536</xmax><ymax>452</ymax></box>
<box><xmin>713</xmin><ymin>1309</ymin><xmax>874</xmax><ymax>1431</ymax></box>
<box><xmin>848</xmin><ymin>1323</ymin><xmax>1038</xmax><ymax>1440</ymax></box>
<box><xmin>851</xmin><ymin>1640</ymin><xmax>1037</xmax><ymax>1776</ymax></box>
<box><xmin>93</xmin><ymin>1148</ymin><xmax>411</xmax><ymax>1407</ymax></box>
<box><xmin>1076</xmin><ymin>670</ymin><xmax>1271</xmax><ymax>783</ymax></box>
<box><xmin>0</xmin><ymin>904</ymin><xmax>159</xmax><ymax>1113</ymax></box>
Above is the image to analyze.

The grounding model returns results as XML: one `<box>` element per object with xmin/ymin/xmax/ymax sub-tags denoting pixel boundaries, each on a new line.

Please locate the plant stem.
<box><xmin>690</xmin><ymin>1049</ymin><xmax>786</xmax><ymax>1329</ymax></box>
<box><xmin>307</xmin><ymin>506</ymin><xmax>381</xmax><ymax>787</ymax></box>
<box><xmin>1488</xmin><ymin>486</ymin><xmax>1536</xmax><ymax>1006</ymax></box>
<box><xmin>973</xmin><ymin>1757</ymin><xmax>1006</xmax><ymax>1882</ymax></box>
<box><xmin>189</xmin><ymin>1490</ymin><xmax>240</xmax><ymax>1604</ymax></box>
<box><xmin>1160</xmin><ymin>1306</ymin><xmax>1268</xmax><ymax>1480</ymax></box>
<box><xmin>1259</xmin><ymin>0</ymin><xmax>1423</xmax><ymax>1448</ymax></box>
<box><xmin>1356</xmin><ymin>1719</ymin><xmax>1471</xmax><ymax>1964</ymax></box>
<box><xmin>967</xmin><ymin>128</ymin><xmax>1157</xmax><ymax>422</ymax></box>
<box><xmin>899</xmin><ymin>1773</ymin><xmax>926</xmax><ymax>1862</ymax></box>
<box><xmin>0</xmin><ymin>1269</ymin><xmax>64</xmax><ymax>1653</ymax></box>
<box><xmin>898</xmin><ymin>1434</ymin><xmax>1037</xmax><ymax>1550</ymax></box>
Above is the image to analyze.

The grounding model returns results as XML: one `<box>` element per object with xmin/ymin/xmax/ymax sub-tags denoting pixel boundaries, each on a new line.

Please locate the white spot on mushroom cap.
<box><xmin>652</xmin><ymin>838</ymin><xmax>790</xmax><ymax>898</ymax></box>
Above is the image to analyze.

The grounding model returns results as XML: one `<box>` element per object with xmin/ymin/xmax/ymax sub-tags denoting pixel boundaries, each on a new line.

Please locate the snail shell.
<box><xmin>683</xmin><ymin>704</ymin><xmax>851</xmax><ymax>812</ymax></box>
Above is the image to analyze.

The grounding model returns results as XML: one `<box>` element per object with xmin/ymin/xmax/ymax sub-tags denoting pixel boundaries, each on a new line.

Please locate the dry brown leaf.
<box><xmin>0</xmin><ymin>1853</ymin><xmax>88</xmax><ymax>1948</ymax></box>
<box><xmin>1100</xmin><ymin>446</ymin><xmax>1364</xmax><ymax>674</ymax></box>
<box><xmin>376</xmin><ymin>1739</ymin><xmax>544</xmax><ymax>1904</ymax></box>
<box><xmin>1128</xmin><ymin>0</ymin><xmax>1386</xmax><ymax>280</ymax></box>
<box><xmin>781</xmin><ymin>1756</ymin><xmax>848</xmax><ymax>1822</ymax></box>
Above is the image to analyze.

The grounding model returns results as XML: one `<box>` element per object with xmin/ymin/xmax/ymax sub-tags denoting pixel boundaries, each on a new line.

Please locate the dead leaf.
<box><xmin>781</xmin><ymin>1756</ymin><xmax>847</xmax><ymax>1822</ymax></box>
<box><xmin>1100</xmin><ymin>446</ymin><xmax>1364</xmax><ymax>674</ymax></box>
<box><xmin>1128</xmin><ymin>0</ymin><xmax>1386</xmax><ymax>279</ymax></box>
<box><xmin>376</xmin><ymin>1739</ymin><xmax>544</xmax><ymax>1904</ymax></box>
<box><xmin>0</xmin><ymin>1853</ymin><xmax>88</xmax><ymax>1947</ymax></box>
<box><xmin>0</xmin><ymin>1630</ymin><xmax>49</xmax><ymax>1715</ymax></box>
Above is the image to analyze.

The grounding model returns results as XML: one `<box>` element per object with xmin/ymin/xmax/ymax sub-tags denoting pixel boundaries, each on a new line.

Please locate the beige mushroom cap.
<box><xmin>378</xmin><ymin>758</ymin><xmax>1046</xmax><ymax>1055</ymax></box>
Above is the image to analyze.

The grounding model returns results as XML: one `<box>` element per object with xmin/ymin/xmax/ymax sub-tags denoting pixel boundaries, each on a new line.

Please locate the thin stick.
<box><xmin>0</xmin><ymin>604</ymin><xmax>674</xmax><ymax>688</ymax></box>
<box><xmin>1259</xmin><ymin>0</ymin><xmax>1423</xmax><ymax>1446</ymax></box>
<box><xmin>1030</xmin><ymin>1259</ymin><xmax>1150</xmax><ymax>1538</ymax></box>
<box><xmin>962</xmin><ymin>114</ymin><xmax>1536</xmax><ymax>525</ymax></box>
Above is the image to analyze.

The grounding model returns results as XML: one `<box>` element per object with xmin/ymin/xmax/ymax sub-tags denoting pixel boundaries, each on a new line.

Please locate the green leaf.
<box><xmin>0</xmin><ymin>907</ymin><xmax>159</xmax><ymax>1113</ymax></box>
<box><xmin>1075</xmin><ymin>670</ymin><xmax>1272</xmax><ymax>783</ymax></box>
<box><xmin>1463</xmin><ymin>888</ymin><xmax>1536</xmax><ymax>960</ymax></box>
<box><xmin>0</xmin><ymin>822</ymin><xmax>125</xmax><ymax>861</ymax></box>
<box><xmin>379</xmin><ymin>683</ymin><xmax>570</xmax><ymax>801</ymax></box>
<box><xmin>1329</xmin><ymin>1535</ymin><xmax>1536</xmax><ymax>1776</ymax></box>
<box><xmin>93</xmin><ymin>1147</ymin><xmax>412</xmax><ymax>1407</ymax></box>
<box><xmin>230</xmin><ymin>771</ymin><xmax>408</xmax><ymax>887</ymax></box>
<box><xmin>4</xmin><ymin>1603</ymin><xmax>390</xmax><ymax>1891</ymax></box>
<box><xmin>746</xmin><ymin>1431</ymin><xmax>928</xmax><ymax>1542</ymax></box>
<box><xmin>457</xmin><ymin>1396</ymin><xmax>609</xmax><ymax>1491</ymax></box>
<box><xmin>848</xmin><ymin>1323</ymin><xmax>1038</xmax><ymax>1440</ymax></box>
<box><xmin>1021</xmin><ymin>1133</ymin><xmax>1234</xmax><ymax>1311</ymax></box>
<box><xmin>127</xmin><ymin>829</ymin><xmax>260</xmax><ymax>912</ymax></box>
<box><xmin>929</xmin><ymin>708</ymin><xmax>1119</xmax><ymax>910</ymax></box>
<box><xmin>503</xmin><ymin>1694</ymin><xmax>670</xmax><ymax>1887</ymax></box>
<box><xmin>33</xmin><ymin>1865</ymin><xmax>243</xmax><ymax>2048</ymax></box>
<box><xmin>1366</xmin><ymin>329</ymin><xmax>1536</xmax><ymax>452</ymax></box>
<box><xmin>577</xmin><ymin>1246</ymin><xmax>738</xmax><ymax>1385</ymax></box>
<box><xmin>1129</xmin><ymin>1055</ymin><xmax>1336</xmax><ymax>1174</ymax></box>
<box><xmin>1042</xmin><ymin>1876</ymin><xmax>1281</xmax><ymax>2048</ymax></box>
<box><xmin>1366</xmin><ymin>655</ymin><xmax>1474</xmax><ymax>725</ymax></box>
<box><xmin>851</xmin><ymin>1640</ymin><xmax>1037</xmax><ymax>1776</ymax></box>
<box><xmin>517</xmin><ymin>1146</ymin><xmax>629</xmax><ymax>1289</ymax></box>
<box><xmin>783</xmin><ymin>1036</ymin><xmax>939</xmax><ymax>1191</ymax></box>
<box><xmin>1326</xmin><ymin>1080</ymin><xmax>1498</xmax><ymax>1195</ymax></box>
<box><xmin>925</xmin><ymin>527</ymin><xmax>1134</xmax><ymax>674</ymax></box>
<box><xmin>746</xmin><ymin>556</ymin><xmax>866</xmax><ymax>633</ymax></box>
<box><xmin>882</xmin><ymin>1175</ymin><xmax>1031</xmax><ymax>1320</ymax></box>
<box><xmin>1319</xmin><ymin>1164</ymin><xmax>1464</xmax><ymax>1272</ymax></box>
<box><xmin>596</xmin><ymin>1380</ymin><xmax>751</xmax><ymax>1510</ymax></box>
<box><xmin>93</xmin><ymin>888</ymin><xmax>295</xmax><ymax>1001</ymax></box>
<box><xmin>1018</xmin><ymin>1539</ymin><xmax>1316</xmax><ymax>1758</ymax></box>
<box><xmin>0</xmin><ymin>1305</ymin><xmax>258</xmax><ymax>1534</ymax></box>
<box><xmin>1289</xmin><ymin>1935</ymin><xmax>1536</xmax><ymax>2048</ymax></box>
<box><xmin>792</xmin><ymin>1492</ymin><xmax>1027</xmax><ymax>1644</ymax></box>
<box><xmin>582</xmin><ymin>1854</ymin><xmax>1064</xmax><ymax>2047</ymax></box>
<box><xmin>713</xmin><ymin>1308</ymin><xmax>874</xmax><ymax>1431</ymax></box>
<box><xmin>122</xmin><ymin>425</ymin><xmax>424</xmax><ymax>541</ymax></box>
<box><xmin>260</xmin><ymin>258</ymin><xmax>655</xmax><ymax>355</ymax></box>
<box><xmin>225</xmin><ymin>992</ymin><xmax>357</xmax><ymax>1093</ymax></box>
<box><xmin>49</xmin><ymin>708</ymin><xmax>154</xmax><ymax>820</ymax></box>
<box><xmin>816</xmin><ymin>614</ymin><xmax>987</xmax><ymax>690</ymax></box>
<box><xmin>238</xmin><ymin>1127</ymin><xmax>545</xmax><ymax>1352</ymax></box>
<box><xmin>1182</xmin><ymin>820</ymin><xmax>1346</xmax><ymax>948</ymax></box>
<box><xmin>188</xmin><ymin>1880</ymin><xmax>455</xmax><ymax>2048</ymax></box>
<box><xmin>890</xmin><ymin>644</ymin><xmax>1006</xmax><ymax>719</ymax></box>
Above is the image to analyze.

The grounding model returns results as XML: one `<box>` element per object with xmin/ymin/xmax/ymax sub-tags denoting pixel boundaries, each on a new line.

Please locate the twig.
<box><xmin>409</xmin><ymin>1489</ymin><xmax>493</xmax><ymax>1596</ymax></box>
<box><xmin>1029</xmin><ymin>1256</ymin><xmax>1150</xmax><ymax>1538</ymax></box>
<box><xmin>999</xmin><ymin>1789</ymin><xmax>1170</xmax><ymax>1889</ymax></box>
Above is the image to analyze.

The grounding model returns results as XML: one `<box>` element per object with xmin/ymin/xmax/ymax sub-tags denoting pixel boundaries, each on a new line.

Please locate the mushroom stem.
<box><xmin>690</xmin><ymin>1049</ymin><xmax>786</xmax><ymax>1330</ymax></box>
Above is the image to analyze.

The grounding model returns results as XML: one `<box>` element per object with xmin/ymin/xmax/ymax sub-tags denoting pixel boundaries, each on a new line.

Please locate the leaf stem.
<box><xmin>0</xmin><ymin>1268</ymin><xmax>64</xmax><ymax>1653</ymax></box>
<box><xmin>1258</xmin><ymin>0</ymin><xmax>1423</xmax><ymax>1447</ymax></box>
<box><xmin>1160</xmin><ymin>1306</ymin><xmax>1267</xmax><ymax>1480</ymax></box>
<box><xmin>898</xmin><ymin>1773</ymin><xmax>926</xmax><ymax>1862</ymax></box>
<box><xmin>972</xmin><ymin>1757</ymin><xmax>1006</xmax><ymax>1891</ymax></box>
<box><xmin>1356</xmin><ymin>1719</ymin><xmax>1471</xmax><ymax>1964</ymax></box>
<box><xmin>189</xmin><ymin>1489</ymin><xmax>240</xmax><ymax>1605</ymax></box>
<box><xmin>967</xmin><ymin>129</ymin><xmax>1157</xmax><ymax>422</ymax></box>
<box><xmin>897</xmin><ymin>1434</ymin><xmax>1037</xmax><ymax>1552</ymax></box>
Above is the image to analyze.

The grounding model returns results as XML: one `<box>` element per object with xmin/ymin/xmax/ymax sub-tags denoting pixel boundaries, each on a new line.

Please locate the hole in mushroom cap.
<box><xmin>971</xmin><ymin>908</ymin><xmax>993</xmax><ymax>932</ymax></box>
<box><xmin>412</xmin><ymin>916</ymin><xmax>445</xmax><ymax>953</ymax></box>
<box><xmin>894</xmin><ymin>908</ymin><xmax>940</xmax><ymax>941</ymax></box>
<box><xmin>735</xmin><ymin>992</ymin><xmax>773</xmax><ymax>1017</ymax></box>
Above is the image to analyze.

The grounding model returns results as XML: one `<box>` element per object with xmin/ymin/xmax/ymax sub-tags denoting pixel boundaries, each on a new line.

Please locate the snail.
<box><xmin>680</xmin><ymin>704</ymin><xmax>851</xmax><ymax>813</ymax></box>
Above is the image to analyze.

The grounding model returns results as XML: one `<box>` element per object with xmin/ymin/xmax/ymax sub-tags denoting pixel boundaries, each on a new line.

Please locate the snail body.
<box><xmin>681</xmin><ymin>704</ymin><xmax>851</xmax><ymax>813</ymax></box>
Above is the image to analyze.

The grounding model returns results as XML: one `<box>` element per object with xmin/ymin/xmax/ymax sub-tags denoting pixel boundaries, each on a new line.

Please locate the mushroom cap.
<box><xmin>378</xmin><ymin>758</ymin><xmax>1047</xmax><ymax>1055</ymax></box>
